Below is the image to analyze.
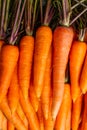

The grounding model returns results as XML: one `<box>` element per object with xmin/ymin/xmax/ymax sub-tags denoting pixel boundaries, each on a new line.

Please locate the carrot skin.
<box><xmin>70</xmin><ymin>41</ymin><xmax>86</xmax><ymax>101</ymax></box>
<box><xmin>8</xmin><ymin>65</ymin><xmax>19</xmax><ymax>114</ymax></box>
<box><xmin>41</xmin><ymin>47</ymin><xmax>52</xmax><ymax>120</ymax></box>
<box><xmin>52</xmin><ymin>26</ymin><xmax>74</xmax><ymax>119</ymax></box>
<box><xmin>7</xmin><ymin>121</ymin><xmax>14</xmax><ymax>130</ymax></box>
<box><xmin>55</xmin><ymin>84</ymin><xmax>71</xmax><ymax>130</ymax></box>
<box><xmin>71</xmin><ymin>95</ymin><xmax>83</xmax><ymax>130</ymax></box>
<box><xmin>0</xmin><ymin>45</ymin><xmax>19</xmax><ymax>103</ymax></box>
<box><xmin>34</xmin><ymin>26</ymin><xmax>52</xmax><ymax>98</ymax></box>
<box><xmin>19</xmin><ymin>36</ymin><xmax>34</xmax><ymax>100</ymax></box>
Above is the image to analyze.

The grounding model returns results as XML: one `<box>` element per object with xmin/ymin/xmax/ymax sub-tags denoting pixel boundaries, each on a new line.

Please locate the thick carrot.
<box><xmin>41</xmin><ymin>47</ymin><xmax>52</xmax><ymax>120</ymax></box>
<box><xmin>80</xmin><ymin>54</ymin><xmax>87</xmax><ymax>94</ymax></box>
<box><xmin>71</xmin><ymin>95</ymin><xmax>83</xmax><ymax>130</ymax></box>
<box><xmin>52</xmin><ymin>26</ymin><xmax>74</xmax><ymax>119</ymax></box>
<box><xmin>0</xmin><ymin>45</ymin><xmax>19</xmax><ymax>103</ymax></box>
<box><xmin>55</xmin><ymin>84</ymin><xmax>71</xmax><ymax>130</ymax></box>
<box><xmin>0</xmin><ymin>96</ymin><xmax>27</xmax><ymax>130</ymax></box>
<box><xmin>19</xmin><ymin>36</ymin><xmax>34</xmax><ymax>100</ymax></box>
<box><xmin>70</xmin><ymin>41</ymin><xmax>86</xmax><ymax>101</ymax></box>
<box><xmin>37</xmin><ymin>102</ymin><xmax>44</xmax><ymax>130</ymax></box>
<box><xmin>34</xmin><ymin>26</ymin><xmax>52</xmax><ymax>98</ymax></box>
<box><xmin>29</xmin><ymin>82</ymin><xmax>39</xmax><ymax>112</ymax></box>
<box><xmin>8</xmin><ymin>66</ymin><xmax>19</xmax><ymax>114</ymax></box>
<box><xmin>7</xmin><ymin>121</ymin><xmax>14</xmax><ymax>130</ymax></box>
<box><xmin>17</xmin><ymin>102</ymin><xmax>28</xmax><ymax>129</ymax></box>
<box><xmin>19</xmin><ymin>90</ymin><xmax>40</xmax><ymax>130</ymax></box>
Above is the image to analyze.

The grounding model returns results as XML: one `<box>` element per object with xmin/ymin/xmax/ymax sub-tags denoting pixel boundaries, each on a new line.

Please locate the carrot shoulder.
<box><xmin>55</xmin><ymin>84</ymin><xmax>71</xmax><ymax>130</ymax></box>
<box><xmin>52</xmin><ymin>26</ymin><xmax>74</xmax><ymax>119</ymax></box>
<box><xmin>19</xmin><ymin>36</ymin><xmax>34</xmax><ymax>100</ymax></box>
<box><xmin>34</xmin><ymin>26</ymin><xmax>52</xmax><ymax>98</ymax></box>
<box><xmin>70</xmin><ymin>41</ymin><xmax>86</xmax><ymax>101</ymax></box>
<box><xmin>0</xmin><ymin>45</ymin><xmax>19</xmax><ymax>103</ymax></box>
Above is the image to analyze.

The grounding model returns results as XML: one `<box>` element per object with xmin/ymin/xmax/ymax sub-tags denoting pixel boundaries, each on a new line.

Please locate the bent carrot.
<box><xmin>55</xmin><ymin>84</ymin><xmax>71</xmax><ymax>130</ymax></box>
<box><xmin>70</xmin><ymin>41</ymin><xmax>86</xmax><ymax>101</ymax></box>
<box><xmin>80</xmin><ymin>54</ymin><xmax>87</xmax><ymax>94</ymax></box>
<box><xmin>19</xmin><ymin>36</ymin><xmax>34</xmax><ymax>100</ymax></box>
<box><xmin>7</xmin><ymin>121</ymin><xmax>14</xmax><ymax>130</ymax></box>
<box><xmin>0</xmin><ymin>45</ymin><xmax>19</xmax><ymax>103</ymax></box>
<box><xmin>71</xmin><ymin>95</ymin><xmax>83</xmax><ymax>130</ymax></box>
<box><xmin>8</xmin><ymin>65</ymin><xmax>19</xmax><ymax>114</ymax></box>
<box><xmin>19</xmin><ymin>90</ymin><xmax>40</xmax><ymax>130</ymax></box>
<box><xmin>41</xmin><ymin>47</ymin><xmax>52</xmax><ymax>120</ymax></box>
<box><xmin>52</xmin><ymin>26</ymin><xmax>74</xmax><ymax>119</ymax></box>
<box><xmin>34</xmin><ymin>26</ymin><xmax>52</xmax><ymax>98</ymax></box>
<box><xmin>17</xmin><ymin>102</ymin><xmax>28</xmax><ymax>129</ymax></box>
<box><xmin>29</xmin><ymin>82</ymin><xmax>39</xmax><ymax>112</ymax></box>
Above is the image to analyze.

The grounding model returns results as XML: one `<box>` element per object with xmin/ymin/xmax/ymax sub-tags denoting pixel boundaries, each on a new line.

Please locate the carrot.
<box><xmin>70</xmin><ymin>41</ymin><xmax>86</xmax><ymax>101</ymax></box>
<box><xmin>41</xmin><ymin>47</ymin><xmax>52</xmax><ymax>120</ymax></box>
<box><xmin>17</xmin><ymin>102</ymin><xmax>28</xmax><ymax>129</ymax></box>
<box><xmin>29</xmin><ymin>82</ymin><xmax>39</xmax><ymax>112</ymax></box>
<box><xmin>55</xmin><ymin>84</ymin><xmax>71</xmax><ymax>130</ymax></box>
<box><xmin>44</xmin><ymin>96</ymin><xmax>55</xmax><ymax>130</ymax></box>
<box><xmin>0</xmin><ymin>45</ymin><xmax>19</xmax><ymax>103</ymax></box>
<box><xmin>19</xmin><ymin>90</ymin><xmax>40</xmax><ymax>130</ymax></box>
<box><xmin>80</xmin><ymin>54</ymin><xmax>87</xmax><ymax>94</ymax></box>
<box><xmin>52</xmin><ymin>26</ymin><xmax>74</xmax><ymax>119</ymax></box>
<box><xmin>71</xmin><ymin>95</ymin><xmax>83</xmax><ymax>130</ymax></box>
<box><xmin>7</xmin><ymin>121</ymin><xmax>14</xmax><ymax>130</ymax></box>
<box><xmin>8</xmin><ymin>65</ymin><xmax>19</xmax><ymax>114</ymax></box>
<box><xmin>34</xmin><ymin>26</ymin><xmax>52</xmax><ymax>98</ymax></box>
<box><xmin>0</xmin><ymin>96</ymin><xmax>27</xmax><ymax>130</ymax></box>
<box><xmin>80</xmin><ymin>93</ymin><xmax>87</xmax><ymax>130</ymax></box>
<box><xmin>37</xmin><ymin>102</ymin><xmax>44</xmax><ymax>130</ymax></box>
<box><xmin>2</xmin><ymin>114</ymin><xmax>7</xmax><ymax>130</ymax></box>
<box><xmin>19</xmin><ymin>36</ymin><xmax>34</xmax><ymax>100</ymax></box>
<box><xmin>0</xmin><ymin>110</ymin><xmax>5</xmax><ymax>130</ymax></box>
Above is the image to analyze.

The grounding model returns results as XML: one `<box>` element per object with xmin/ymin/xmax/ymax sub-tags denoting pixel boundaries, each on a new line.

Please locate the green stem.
<box><xmin>71</xmin><ymin>0</ymin><xmax>86</xmax><ymax>10</ymax></box>
<box><xmin>4</xmin><ymin>0</ymin><xmax>10</xmax><ymax>32</ymax></box>
<box><xmin>79</xmin><ymin>29</ymin><xmax>86</xmax><ymax>42</ymax></box>
<box><xmin>40</xmin><ymin>0</ymin><xmax>43</xmax><ymax>23</ymax></box>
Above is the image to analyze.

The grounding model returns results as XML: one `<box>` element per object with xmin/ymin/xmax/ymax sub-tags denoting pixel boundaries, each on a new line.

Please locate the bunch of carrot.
<box><xmin>0</xmin><ymin>0</ymin><xmax>87</xmax><ymax>130</ymax></box>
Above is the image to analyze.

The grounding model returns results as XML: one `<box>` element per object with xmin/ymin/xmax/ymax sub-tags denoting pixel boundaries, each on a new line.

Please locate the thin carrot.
<box><xmin>19</xmin><ymin>36</ymin><xmax>34</xmax><ymax>100</ymax></box>
<box><xmin>0</xmin><ymin>45</ymin><xmax>19</xmax><ymax>103</ymax></box>
<box><xmin>80</xmin><ymin>53</ymin><xmax>87</xmax><ymax>94</ymax></box>
<box><xmin>37</xmin><ymin>102</ymin><xmax>44</xmax><ymax>130</ymax></box>
<box><xmin>7</xmin><ymin>121</ymin><xmax>14</xmax><ymax>130</ymax></box>
<box><xmin>8</xmin><ymin>65</ymin><xmax>19</xmax><ymax>114</ymax></box>
<box><xmin>29</xmin><ymin>82</ymin><xmax>39</xmax><ymax>112</ymax></box>
<box><xmin>0</xmin><ymin>110</ymin><xmax>4</xmax><ymax>130</ymax></box>
<box><xmin>71</xmin><ymin>95</ymin><xmax>83</xmax><ymax>130</ymax></box>
<box><xmin>52</xmin><ymin>26</ymin><xmax>74</xmax><ymax>119</ymax></box>
<box><xmin>2</xmin><ymin>114</ymin><xmax>7</xmax><ymax>130</ymax></box>
<box><xmin>19</xmin><ymin>90</ymin><xmax>40</xmax><ymax>130</ymax></box>
<box><xmin>17</xmin><ymin>102</ymin><xmax>28</xmax><ymax>129</ymax></box>
<box><xmin>41</xmin><ymin>47</ymin><xmax>52</xmax><ymax>120</ymax></box>
<box><xmin>55</xmin><ymin>84</ymin><xmax>71</xmax><ymax>130</ymax></box>
<box><xmin>34</xmin><ymin>26</ymin><xmax>52</xmax><ymax>98</ymax></box>
<box><xmin>70</xmin><ymin>41</ymin><xmax>86</xmax><ymax>101</ymax></box>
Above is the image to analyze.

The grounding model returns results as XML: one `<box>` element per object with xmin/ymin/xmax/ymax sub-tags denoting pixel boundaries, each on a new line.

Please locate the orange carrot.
<box><xmin>7</xmin><ymin>121</ymin><xmax>14</xmax><ymax>130</ymax></box>
<box><xmin>70</xmin><ymin>41</ymin><xmax>86</xmax><ymax>101</ymax></box>
<box><xmin>71</xmin><ymin>95</ymin><xmax>83</xmax><ymax>130</ymax></box>
<box><xmin>44</xmin><ymin>96</ymin><xmax>55</xmax><ymax>130</ymax></box>
<box><xmin>19</xmin><ymin>90</ymin><xmax>40</xmax><ymax>130</ymax></box>
<box><xmin>34</xmin><ymin>26</ymin><xmax>52</xmax><ymax>98</ymax></box>
<box><xmin>0</xmin><ymin>110</ymin><xmax>4</xmax><ymax>130</ymax></box>
<box><xmin>17</xmin><ymin>102</ymin><xmax>28</xmax><ymax>129</ymax></box>
<box><xmin>29</xmin><ymin>82</ymin><xmax>39</xmax><ymax>112</ymax></box>
<box><xmin>55</xmin><ymin>84</ymin><xmax>71</xmax><ymax>130</ymax></box>
<box><xmin>8</xmin><ymin>66</ymin><xmax>19</xmax><ymax>114</ymax></box>
<box><xmin>19</xmin><ymin>36</ymin><xmax>34</xmax><ymax>100</ymax></box>
<box><xmin>0</xmin><ymin>45</ymin><xmax>19</xmax><ymax>103</ymax></box>
<box><xmin>52</xmin><ymin>26</ymin><xmax>74</xmax><ymax>119</ymax></box>
<box><xmin>2</xmin><ymin>115</ymin><xmax>7</xmax><ymax>130</ymax></box>
<box><xmin>80</xmin><ymin>54</ymin><xmax>87</xmax><ymax>94</ymax></box>
<box><xmin>37</xmin><ymin>102</ymin><xmax>44</xmax><ymax>130</ymax></box>
<box><xmin>41</xmin><ymin>47</ymin><xmax>52</xmax><ymax>120</ymax></box>
<box><xmin>0</xmin><ymin>96</ymin><xmax>27</xmax><ymax>130</ymax></box>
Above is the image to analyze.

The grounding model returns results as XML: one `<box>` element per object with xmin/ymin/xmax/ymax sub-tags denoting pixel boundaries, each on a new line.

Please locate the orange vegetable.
<box><xmin>7</xmin><ymin>121</ymin><xmax>14</xmax><ymax>130</ymax></box>
<box><xmin>34</xmin><ymin>26</ymin><xmax>52</xmax><ymax>98</ymax></box>
<box><xmin>70</xmin><ymin>41</ymin><xmax>86</xmax><ymax>101</ymax></box>
<box><xmin>52</xmin><ymin>26</ymin><xmax>74</xmax><ymax>119</ymax></box>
